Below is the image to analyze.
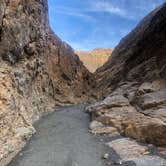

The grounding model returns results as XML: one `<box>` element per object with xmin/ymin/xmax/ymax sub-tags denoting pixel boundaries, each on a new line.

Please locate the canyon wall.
<box><xmin>87</xmin><ymin>3</ymin><xmax>166</xmax><ymax>146</ymax></box>
<box><xmin>0</xmin><ymin>0</ymin><xmax>94</xmax><ymax>164</ymax></box>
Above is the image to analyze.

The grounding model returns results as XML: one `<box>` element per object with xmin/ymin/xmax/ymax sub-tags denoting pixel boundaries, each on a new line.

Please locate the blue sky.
<box><xmin>48</xmin><ymin>0</ymin><xmax>165</xmax><ymax>50</ymax></box>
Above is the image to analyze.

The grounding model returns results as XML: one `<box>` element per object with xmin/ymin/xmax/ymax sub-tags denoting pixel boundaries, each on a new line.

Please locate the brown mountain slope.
<box><xmin>0</xmin><ymin>0</ymin><xmax>94</xmax><ymax>164</ymax></box>
<box><xmin>76</xmin><ymin>48</ymin><xmax>112</xmax><ymax>73</ymax></box>
<box><xmin>87</xmin><ymin>3</ymin><xmax>166</xmax><ymax>146</ymax></box>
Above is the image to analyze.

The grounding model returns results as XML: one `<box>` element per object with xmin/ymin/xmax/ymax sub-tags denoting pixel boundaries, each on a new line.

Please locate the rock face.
<box><xmin>76</xmin><ymin>48</ymin><xmax>112</xmax><ymax>73</ymax></box>
<box><xmin>0</xmin><ymin>0</ymin><xmax>94</xmax><ymax>163</ymax></box>
<box><xmin>87</xmin><ymin>3</ymin><xmax>166</xmax><ymax>146</ymax></box>
<box><xmin>106</xmin><ymin>137</ymin><xmax>166</xmax><ymax>166</ymax></box>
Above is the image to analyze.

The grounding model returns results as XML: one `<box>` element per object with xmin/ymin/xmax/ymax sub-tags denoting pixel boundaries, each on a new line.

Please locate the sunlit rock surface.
<box><xmin>76</xmin><ymin>48</ymin><xmax>112</xmax><ymax>73</ymax></box>
<box><xmin>0</xmin><ymin>0</ymin><xmax>94</xmax><ymax>164</ymax></box>
<box><xmin>87</xmin><ymin>3</ymin><xmax>166</xmax><ymax>146</ymax></box>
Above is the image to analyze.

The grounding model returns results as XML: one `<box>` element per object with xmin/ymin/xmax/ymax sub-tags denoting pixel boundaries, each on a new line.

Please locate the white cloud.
<box><xmin>90</xmin><ymin>1</ymin><xmax>126</xmax><ymax>16</ymax></box>
<box><xmin>87</xmin><ymin>0</ymin><xmax>165</xmax><ymax>20</ymax></box>
<box><xmin>48</xmin><ymin>0</ymin><xmax>166</xmax><ymax>51</ymax></box>
<box><xmin>86</xmin><ymin>1</ymin><xmax>138</xmax><ymax>20</ymax></box>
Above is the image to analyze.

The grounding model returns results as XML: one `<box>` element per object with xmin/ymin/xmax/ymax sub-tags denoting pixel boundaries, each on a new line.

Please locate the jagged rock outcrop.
<box><xmin>76</xmin><ymin>48</ymin><xmax>112</xmax><ymax>73</ymax></box>
<box><xmin>87</xmin><ymin>3</ymin><xmax>166</xmax><ymax>146</ymax></box>
<box><xmin>0</xmin><ymin>0</ymin><xmax>94</xmax><ymax>164</ymax></box>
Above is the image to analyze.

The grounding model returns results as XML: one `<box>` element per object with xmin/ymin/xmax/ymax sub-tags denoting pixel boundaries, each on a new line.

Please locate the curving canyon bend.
<box><xmin>0</xmin><ymin>0</ymin><xmax>166</xmax><ymax>166</ymax></box>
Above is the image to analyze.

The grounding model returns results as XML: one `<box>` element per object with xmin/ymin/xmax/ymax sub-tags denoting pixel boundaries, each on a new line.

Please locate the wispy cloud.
<box><xmin>89</xmin><ymin>1</ymin><xmax>126</xmax><ymax>17</ymax></box>
<box><xmin>48</xmin><ymin>0</ymin><xmax>166</xmax><ymax>50</ymax></box>
<box><xmin>49</xmin><ymin>6</ymin><xmax>96</xmax><ymax>22</ymax></box>
<box><xmin>49</xmin><ymin>1</ymin><xmax>134</xmax><ymax>22</ymax></box>
<box><xmin>87</xmin><ymin>0</ymin><xmax>165</xmax><ymax>20</ymax></box>
<box><xmin>86</xmin><ymin>1</ymin><xmax>138</xmax><ymax>20</ymax></box>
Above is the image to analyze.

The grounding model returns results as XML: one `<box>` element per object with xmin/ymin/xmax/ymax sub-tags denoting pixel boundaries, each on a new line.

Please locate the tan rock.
<box><xmin>88</xmin><ymin>97</ymin><xmax>166</xmax><ymax>145</ymax></box>
<box><xmin>76</xmin><ymin>48</ymin><xmax>112</xmax><ymax>73</ymax></box>
<box><xmin>137</xmin><ymin>82</ymin><xmax>156</xmax><ymax>96</ymax></box>
<box><xmin>89</xmin><ymin>121</ymin><xmax>104</xmax><ymax>130</ymax></box>
<box><xmin>107</xmin><ymin>138</ymin><xmax>166</xmax><ymax>166</ymax></box>
<box><xmin>14</xmin><ymin>127</ymin><xmax>36</xmax><ymax>140</ymax></box>
<box><xmin>138</xmin><ymin>90</ymin><xmax>166</xmax><ymax>109</ymax></box>
<box><xmin>142</xmin><ymin>107</ymin><xmax>166</xmax><ymax>123</ymax></box>
<box><xmin>90</xmin><ymin>126</ymin><xmax>119</xmax><ymax>135</ymax></box>
<box><xmin>106</xmin><ymin>138</ymin><xmax>149</xmax><ymax>161</ymax></box>
<box><xmin>103</xmin><ymin>95</ymin><xmax>130</xmax><ymax>107</ymax></box>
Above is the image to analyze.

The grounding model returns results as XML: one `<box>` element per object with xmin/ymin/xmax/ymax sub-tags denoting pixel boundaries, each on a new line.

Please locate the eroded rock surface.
<box><xmin>106</xmin><ymin>137</ymin><xmax>166</xmax><ymax>166</ymax></box>
<box><xmin>87</xmin><ymin>3</ymin><xmax>166</xmax><ymax>147</ymax></box>
<box><xmin>0</xmin><ymin>0</ymin><xmax>94</xmax><ymax>164</ymax></box>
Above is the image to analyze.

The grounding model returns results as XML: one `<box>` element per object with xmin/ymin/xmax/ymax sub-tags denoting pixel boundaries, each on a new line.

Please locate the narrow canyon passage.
<box><xmin>1</xmin><ymin>1</ymin><xmax>166</xmax><ymax>166</ymax></box>
<box><xmin>8</xmin><ymin>105</ymin><xmax>110</xmax><ymax>166</ymax></box>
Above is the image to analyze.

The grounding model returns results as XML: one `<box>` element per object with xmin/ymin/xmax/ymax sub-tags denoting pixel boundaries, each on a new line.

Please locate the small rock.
<box><xmin>137</xmin><ymin>82</ymin><xmax>155</xmax><ymax>96</ymax></box>
<box><xmin>90</xmin><ymin>121</ymin><xmax>104</xmax><ymax>130</ymax></box>
<box><xmin>19</xmin><ymin>152</ymin><xmax>23</xmax><ymax>156</ymax></box>
<box><xmin>91</xmin><ymin>126</ymin><xmax>119</xmax><ymax>135</ymax></box>
<box><xmin>119</xmin><ymin>160</ymin><xmax>122</xmax><ymax>165</ymax></box>
<box><xmin>4</xmin><ymin>144</ymin><xmax>14</xmax><ymax>153</ymax></box>
<box><xmin>114</xmin><ymin>159</ymin><xmax>123</xmax><ymax>165</ymax></box>
<box><xmin>102</xmin><ymin>153</ymin><xmax>109</xmax><ymax>159</ymax></box>
<box><xmin>15</xmin><ymin>126</ymin><xmax>36</xmax><ymax>140</ymax></box>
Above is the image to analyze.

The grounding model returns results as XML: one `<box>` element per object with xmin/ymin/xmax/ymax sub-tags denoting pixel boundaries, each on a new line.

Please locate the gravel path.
<box><xmin>8</xmin><ymin>105</ymin><xmax>166</xmax><ymax>166</ymax></box>
<box><xmin>8</xmin><ymin>105</ymin><xmax>112</xmax><ymax>166</ymax></box>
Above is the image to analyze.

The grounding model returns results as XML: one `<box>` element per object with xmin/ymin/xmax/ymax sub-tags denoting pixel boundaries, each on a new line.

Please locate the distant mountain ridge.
<box><xmin>76</xmin><ymin>48</ymin><xmax>112</xmax><ymax>73</ymax></box>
